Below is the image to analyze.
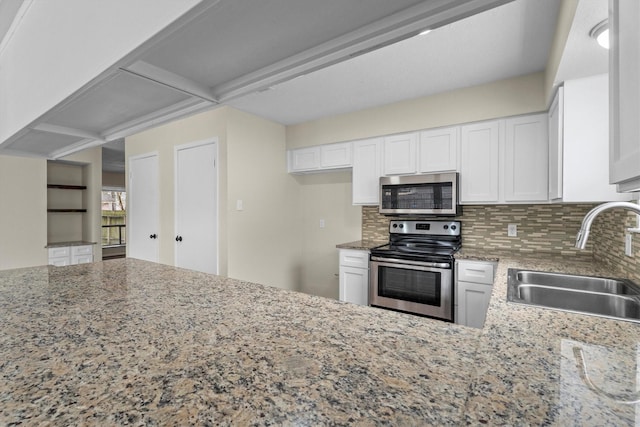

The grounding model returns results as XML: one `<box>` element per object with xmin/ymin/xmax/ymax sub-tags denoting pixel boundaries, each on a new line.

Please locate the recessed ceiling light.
<box><xmin>589</xmin><ymin>19</ymin><xmax>609</xmax><ymax>49</ymax></box>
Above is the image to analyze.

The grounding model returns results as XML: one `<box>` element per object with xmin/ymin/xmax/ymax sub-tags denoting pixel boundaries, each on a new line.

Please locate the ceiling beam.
<box><xmin>120</xmin><ymin>61</ymin><xmax>218</xmax><ymax>103</ymax></box>
<box><xmin>103</xmin><ymin>98</ymin><xmax>214</xmax><ymax>141</ymax></box>
<box><xmin>212</xmin><ymin>0</ymin><xmax>514</xmax><ymax>102</ymax></box>
<box><xmin>32</xmin><ymin>123</ymin><xmax>105</xmax><ymax>142</ymax></box>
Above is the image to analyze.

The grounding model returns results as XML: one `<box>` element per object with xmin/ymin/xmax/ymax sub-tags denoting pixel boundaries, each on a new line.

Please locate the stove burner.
<box><xmin>370</xmin><ymin>220</ymin><xmax>462</xmax><ymax>262</ymax></box>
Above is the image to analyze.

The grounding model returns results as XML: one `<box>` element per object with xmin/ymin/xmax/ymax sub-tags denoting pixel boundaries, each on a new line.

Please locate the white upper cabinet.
<box><xmin>460</xmin><ymin>120</ymin><xmax>500</xmax><ymax>203</ymax></box>
<box><xmin>289</xmin><ymin>146</ymin><xmax>321</xmax><ymax>172</ymax></box>
<box><xmin>551</xmin><ymin>75</ymin><xmax>630</xmax><ymax>202</ymax></box>
<box><xmin>288</xmin><ymin>142</ymin><xmax>352</xmax><ymax>173</ymax></box>
<box><xmin>504</xmin><ymin>113</ymin><xmax>548</xmax><ymax>202</ymax></box>
<box><xmin>610</xmin><ymin>1</ymin><xmax>640</xmax><ymax>191</ymax></box>
<box><xmin>548</xmin><ymin>86</ymin><xmax>563</xmax><ymax>201</ymax></box>
<box><xmin>383</xmin><ymin>133</ymin><xmax>418</xmax><ymax>175</ymax></box>
<box><xmin>320</xmin><ymin>142</ymin><xmax>352</xmax><ymax>169</ymax></box>
<box><xmin>352</xmin><ymin>138</ymin><xmax>383</xmax><ymax>205</ymax></box>
<box><xmin>418</xmin><ymin>127</ymin><xmax>458</xmax><ymax>173</ymax></box>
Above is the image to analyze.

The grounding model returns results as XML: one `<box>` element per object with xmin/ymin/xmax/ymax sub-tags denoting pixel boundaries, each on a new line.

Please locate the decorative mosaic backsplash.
<box><xmin>363</xmin><ymin>204</ymin><xmax>640</xmax><ymax>281</ymax></box>
<box><xmin>591</xmin><ymin>209</ymin><xmax>640</xmax><ymax>283</ymax></box>
<box><xmin>362</xmin><ymin>204</ymin><xmax>597</xmax><ymax>256</ymax></box>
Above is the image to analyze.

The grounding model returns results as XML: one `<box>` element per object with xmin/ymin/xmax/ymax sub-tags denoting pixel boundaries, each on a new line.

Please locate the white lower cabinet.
<box><xmin>338</xmin><ymin>249</ymin><xmax>369</xmax><ymax>306</ymax></box>
<box><xmin>48</xmin><ymin>245</ymin><xmax>93</xmax><ymax>266</ymax></box>
<box><xmin>455</xmin><ymin>260</ymin><xmax>495</xmax><ymax>328</ymax></box>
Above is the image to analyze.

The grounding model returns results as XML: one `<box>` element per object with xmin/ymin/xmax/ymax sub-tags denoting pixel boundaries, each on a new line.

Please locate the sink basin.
<box><xmin>507</xmin><ymin>269</ymin><xmax>640</xmax><ymax>323</ymax></box>
<box><xmin>513</xmin><ymin>270</ymin><xmax>640</xmax><ymax>295</ymax></box>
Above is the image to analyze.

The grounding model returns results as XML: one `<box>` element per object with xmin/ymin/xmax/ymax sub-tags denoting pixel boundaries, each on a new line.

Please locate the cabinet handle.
<box><xmin>175</xmin><ymin>235</ymin><xmax>183</xmax><ymax>242</ymax></box>
<box><xmin>149</xmin><ymin>234</ymin><xmax>157</xmax><ymax>239</ymax></box>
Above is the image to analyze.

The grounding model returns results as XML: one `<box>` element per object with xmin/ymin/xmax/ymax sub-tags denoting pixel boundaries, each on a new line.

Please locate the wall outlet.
<box><xmin>507</xmin><ymin>224</ymin><xmax>517</xmax><ymax>237</ymax></box>
<box><xmin>236</xmin><ymin>199</ymin><xmax>243</xmax><ymax>211</ymax></box>
<box><xmin>625</xmin><ymin>233</ymin><xmax>633</xmax><ymax>257</ymax></box>
<box><xmin>319</xmin><ymin>219</ymin><xmax>325</xmax><ymax>228</ymax></box>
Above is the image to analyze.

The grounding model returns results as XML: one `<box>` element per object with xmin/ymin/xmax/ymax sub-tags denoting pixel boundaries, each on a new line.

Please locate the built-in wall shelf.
<box><xmin>47</xmin><ymin>184</ymin><xmax>87</xmax><ymax>190</ymax></box>
<box><xmin>47</xmin><ymin>208</ymin><xmax>87</xmax><ymax>213</ymax></box>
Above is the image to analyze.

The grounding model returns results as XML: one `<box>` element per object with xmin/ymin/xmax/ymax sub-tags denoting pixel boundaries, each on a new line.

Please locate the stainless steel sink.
<box><xmin>507</xmin><ymin>269</ymin><xmax>640</xmax><ymax>323</ymax></box>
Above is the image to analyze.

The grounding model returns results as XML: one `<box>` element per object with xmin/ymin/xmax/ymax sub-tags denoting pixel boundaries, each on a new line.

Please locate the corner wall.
<box><xmin>0</xmin><ymin>155</ymin><xmax>47</xmax><ymax>269</ymax></box>
<box><xmin>225</xmin><ymin>108</ymin><xmax>302</xmax><ymax>290</ymax></box>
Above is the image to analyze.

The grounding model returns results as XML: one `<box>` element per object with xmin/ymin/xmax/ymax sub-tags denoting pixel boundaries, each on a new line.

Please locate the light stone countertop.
<box><xmin>0</xmin><ymin>259</ymin><xmax>480</xmax><ymax>425</ymax></box>
<box><xmin>3</xmin><ymin>252</ymin><xmax>640</xmax><ymax>425</ymax></box>
<box><xmin>335</xmin><ymin>240</ymin><xmax>387</xmax><ymax>251</ymax></box>
<box><xmin>45</xmin><ymin>241</ymin><xmax>97</xmax><ymax>248</ymax></box>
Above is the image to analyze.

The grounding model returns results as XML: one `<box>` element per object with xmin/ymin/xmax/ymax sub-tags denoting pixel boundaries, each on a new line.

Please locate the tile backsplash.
<box><xmin>363</xmin><ymin>204</ymin><xmax>596</xmax><ymax>256</ymax></box>
<box><xmin>363</xmin><ymin>204</ymin><xmax>640</xmax><ymax>280</ymax></box>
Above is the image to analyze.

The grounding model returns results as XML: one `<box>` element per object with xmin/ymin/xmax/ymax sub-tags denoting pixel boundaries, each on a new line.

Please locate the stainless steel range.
<box><xmin>369</xmin><ymin>220</ymin><xmax>461</xmax><ymax>321</ymax></box>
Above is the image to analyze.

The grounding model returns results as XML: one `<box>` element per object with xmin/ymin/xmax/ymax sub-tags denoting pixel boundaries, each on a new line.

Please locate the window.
<box><xmin>102</xmin><ymin>190</ymin><xmax>126</xmax><ymax>246</ymax></box>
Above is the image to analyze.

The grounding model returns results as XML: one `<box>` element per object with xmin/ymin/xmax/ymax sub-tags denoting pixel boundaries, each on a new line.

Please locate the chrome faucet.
<box><xmin>575</xmin><ymin>201</ymin><xmax>640</xmax><ymax>249</ymax></box>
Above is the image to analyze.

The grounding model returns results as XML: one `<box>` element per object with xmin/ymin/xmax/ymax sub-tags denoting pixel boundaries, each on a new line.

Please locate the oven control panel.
<box><xmin>388</xmin><ymin>220</ymin><xmax>461</xmax><ymax>236</ymax></box>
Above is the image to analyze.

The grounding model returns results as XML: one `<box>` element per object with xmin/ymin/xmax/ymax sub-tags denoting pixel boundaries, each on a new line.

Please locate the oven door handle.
<box><xmin>370</xmin><ymin>256</ymin><xmax>451</xmax><ymax>269</ymax></box>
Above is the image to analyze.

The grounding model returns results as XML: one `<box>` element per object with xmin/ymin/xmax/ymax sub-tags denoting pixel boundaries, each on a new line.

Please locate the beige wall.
<box><xmin>102</xmin><ymin>171</ymin><xmax>125</xmax><ymax>188</ymax></box>
<box><xmin>225</xmin><ymin>108</ymin><xmax>302</xmax><ymax>290</ymax></box>
<box><xmin>286</xmin><ymin>72</ymin><xmax>546</xmax><ymax>148</ymax></box>
<box><xmin>126</xmin><ymin>107</ymin><xmax>229</xmax><ymax>271</ymax></box>
<box><xmin>297</xmin><ymin>172</ymin><xmax>361</xmax><ymax>299</ymax></box>
<box><xmin>0</xmin><ymin>155</ymin><xmax>48</xmax><ymax>269</ymax></box>
<box><xmin>126</xmin><ymin>106</ymin><xmax>305</xmax><ymax>291</ymax></box>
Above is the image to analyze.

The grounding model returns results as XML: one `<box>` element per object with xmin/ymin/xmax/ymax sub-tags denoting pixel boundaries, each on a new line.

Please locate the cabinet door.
<box><xmin>548</xmin><ymin>87</ymin><xmax>564</xmax><ymax>200</ymax></box>
<box><xmin>321</xmin><ymin>142</ymin><xmax>352</xmax><ymax>169</ymax></box>
<box><xmin>383</xmin><ymin>133</ymin><xmax>417</xmax><ymax>175</ymax></box>
<box><xmin>289</xmin><ymin>147</ymin><xmax>320</xmax><ymax>172</ymax></box>
<box><xmin>419</xmin><ymin>127</ymin><xmax>458</xmax><ymax>173</ymax></box>
<box><xmin>456</xmin><ymin>281</ymin><xmax>492</xmax><ymax>328</ymax></box>
<box><xmin>504</xmin><ymin>114</ymin><xmax>548</xmax><ymax>202</ymax></box>
<box><xmin>610</xmin><ymin>1</ymin><xmax>640</xmax><ymax>191</ymax></box>
<box><xmin>460</xmin><ymin>121</ymin><xmax>500</xmax><ymax>203</ymax></box>
<box><xmin>49</xmin><ymin>257</ymin><xmax>70</xmax><ymax>267</ymax></box>
<box><xmin>352</xmin><ymin>138</ymin><xmax>383</xmax><ymax>205</ymax></box>
<box><xmin>339</xmin><ymin>266</ymin><xmax>369</xmax><ymax>306</ymax></box>
<box><xmin>563</xmin><ymin>75</ymin><xmax>630</xmax><ymax>202</ymax></box>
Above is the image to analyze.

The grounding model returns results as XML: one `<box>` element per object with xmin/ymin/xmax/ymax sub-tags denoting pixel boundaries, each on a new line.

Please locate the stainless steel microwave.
<box><xmin>379</xmin><ymin>172</ymin><xmax>459</xmax><ymax>216</ymax></box>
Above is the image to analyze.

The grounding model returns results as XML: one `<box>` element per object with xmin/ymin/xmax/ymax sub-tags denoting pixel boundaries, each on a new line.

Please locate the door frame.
<box><xmin>127</xmin><ymin>151</ymin><xmax>160</xmax><ymax>262</ymax></box>
<box><xmin>173</xmin><ymin>138</ymin><xmax>219</xmax><ymax>274</ymax></box>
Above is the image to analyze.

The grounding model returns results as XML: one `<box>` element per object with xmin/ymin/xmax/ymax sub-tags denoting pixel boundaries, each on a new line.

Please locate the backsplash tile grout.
<box><xmin>363</xmin><ymin>204</ymin><xmax>640</xmax><ymax>281</ymax></box>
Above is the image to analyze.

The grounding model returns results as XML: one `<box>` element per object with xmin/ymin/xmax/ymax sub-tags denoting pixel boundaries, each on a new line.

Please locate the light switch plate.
<box><xmin>507</xmin><ymin>224</ymin><xmax>517</xmax><ymax>237</ymax></box>
<box><xmin>625</xmin><ymin>233</ymin><xmax>633</xmax><ymax>257</ymax></box>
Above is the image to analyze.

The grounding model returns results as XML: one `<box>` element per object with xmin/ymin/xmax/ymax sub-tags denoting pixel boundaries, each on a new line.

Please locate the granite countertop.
<box><xmin>335</xmin><ymin>240</ymin><xmax>387</xmax><ymax>251</ymax></box>
<box><xmin>45</xmin><ymin>241</ymin><xmax>97</xmax><ymax>248</ymax></box>
<box><xmin>3</xmin><ymin>253</ymin><xmax>640</xmax><ymax>425</ymax></box>
<box><xmin>462</xmin><ymin>249</ymin><xmax>640</xmax><ymax>425</ymax></box>
<box><xmin>0</xmin><ymin>259</ymin><xmax>480</xmax><ymax>425</ymax></box>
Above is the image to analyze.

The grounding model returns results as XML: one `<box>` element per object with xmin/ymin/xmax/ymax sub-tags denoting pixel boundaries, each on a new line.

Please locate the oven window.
<box><xmin>377</xmin><ymin>266</ymin><xmax>441</xmax><ymax>306</ymax></box>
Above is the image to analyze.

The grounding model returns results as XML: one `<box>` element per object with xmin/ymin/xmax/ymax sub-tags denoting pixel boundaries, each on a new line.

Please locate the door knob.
<box><xmin>149</xmin><ymin>234</ymin><xmax>157</xmax><ymax>239</ymax></box>
<box><xmin>175</xmin><ymin>235</ymin><xmax>183</xmax><ymax>242</ymax></box>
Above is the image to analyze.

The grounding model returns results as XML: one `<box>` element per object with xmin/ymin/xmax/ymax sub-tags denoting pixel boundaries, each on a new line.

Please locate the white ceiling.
<box><xmin>0</xmin><ymin>0</ymin><xmax>609</xmax><ymax>172</ymax></box>
<box><xmin>554</xmin><ymin>0</ymin><xmax>608</xmax><ymax>85</ymax></box>
<box><xmin>227</xmin><ymin>0</ymin><xmax>560</xmax><ymax>125</ymax></box>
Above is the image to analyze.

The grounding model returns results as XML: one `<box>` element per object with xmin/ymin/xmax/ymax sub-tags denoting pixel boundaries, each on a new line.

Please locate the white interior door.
<box><xmin>128</xmin><ymin>153</ymin><xmax>159</xmax><ymax>262</ymax></box>
<box><xmin>175</xmin><ymin>140</ymin><xmax>218</xmax><ymax>274</ymax></box>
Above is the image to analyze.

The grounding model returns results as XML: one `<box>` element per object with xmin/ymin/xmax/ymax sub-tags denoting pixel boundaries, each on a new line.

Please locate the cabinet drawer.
<box><xmin>72</xmin><ymin>245</ymin><xmax>93</xmax><ymax>256</ymax></box>
<box><xmin>48</xmin><ymin>247</ymin><xmax>70</xmax><ymax>258</ymax></box>
<box><xmin>72</xmin><ymin>254</ymin><xmax>93</xmax><ymax>265</ymax></box>
<box><xmin>49</xmin><ymin>257</ymin><xmax>70</xmax><ymax>267</ymax></box>
<box><xmin>339</xmin><ymin>249</ymin><xmax>369</xmax><ymax>269</ymax></box>
<box><xmin>457</xmin><ymin>261</ymin><xmax>494</xmax><ymax>285</ymax></box>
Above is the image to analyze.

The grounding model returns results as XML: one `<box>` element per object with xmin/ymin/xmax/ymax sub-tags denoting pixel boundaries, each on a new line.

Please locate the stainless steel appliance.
<box><xmin>379</xmin><ymin>172</ymin><xmax>459</xmax><ymax>216</ymax></box>
<box><xmin>369</xmin><ymin>220</ymin><xmax>461</xmax><ymax>321</ymax></box>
